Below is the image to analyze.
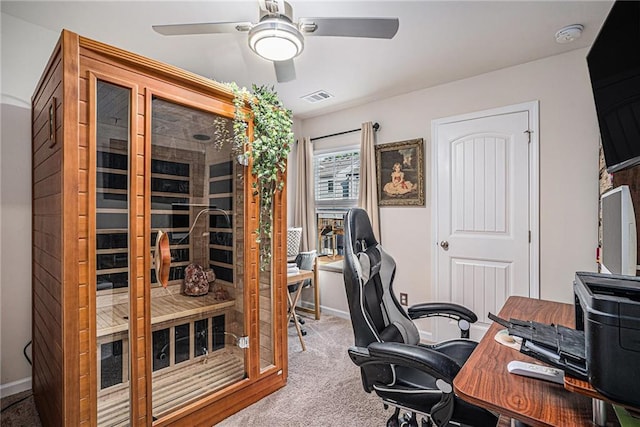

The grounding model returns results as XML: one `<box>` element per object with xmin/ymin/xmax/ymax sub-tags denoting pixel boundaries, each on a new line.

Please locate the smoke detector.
<box><xmin>555</xmin><ymin>24</ymin><xmax>584</xmax><ymax>44</ymax></box>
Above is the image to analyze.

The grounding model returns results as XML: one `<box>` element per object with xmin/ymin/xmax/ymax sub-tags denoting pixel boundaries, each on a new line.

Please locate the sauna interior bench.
<box><xmin>96</xmin><ymin>293</ymin><xmax>235</xmax><ymax>337</ymax></box>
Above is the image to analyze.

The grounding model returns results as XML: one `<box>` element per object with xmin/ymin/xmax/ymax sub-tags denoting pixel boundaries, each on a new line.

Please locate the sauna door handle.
<box><xmin>155</xmin><ymin>230</ymin><xmax>171</xmax><ymax>288</ymax></box>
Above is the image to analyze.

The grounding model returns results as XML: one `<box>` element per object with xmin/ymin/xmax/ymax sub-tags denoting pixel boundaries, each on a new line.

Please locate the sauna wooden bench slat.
<box><xmin>96</xmin><ymin>293</ymin><xmax>235</xmax><ymax>337</ymax></box>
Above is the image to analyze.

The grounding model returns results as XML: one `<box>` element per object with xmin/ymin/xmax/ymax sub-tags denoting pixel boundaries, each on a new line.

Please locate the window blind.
<box><xmin>314</xmin><ymin>150</ymin><xmax>360</xmax><ymax>209</ymax></box>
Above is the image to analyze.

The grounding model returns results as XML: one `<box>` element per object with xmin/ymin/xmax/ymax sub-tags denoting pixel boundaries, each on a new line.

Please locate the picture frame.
<box><xmin>375</xmin><ymin>138</ymin><xmax>425</xmax><ymax>206</ymax></box>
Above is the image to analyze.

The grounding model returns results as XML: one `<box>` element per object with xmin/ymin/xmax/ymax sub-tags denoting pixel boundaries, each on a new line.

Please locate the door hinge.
<box><xmin>529</xmin><ymin>230</ymin><xmax>531</xmax><ymax>243</ymax></box>
<box><xmin>238</xmin><ymin>336</ymin><xmax>250</xmax><ymax>349</ymax></box>
<box><xmin>524</xmin><ymin>129</ymin><xmax>532</xmax><ymax>143</ymax></box>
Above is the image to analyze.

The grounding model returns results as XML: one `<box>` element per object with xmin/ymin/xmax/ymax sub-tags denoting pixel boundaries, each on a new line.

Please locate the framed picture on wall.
<box><xmin>375</xmin><ymin>138</ymin><xmax>425</xmax><ymax>206</ymax></box>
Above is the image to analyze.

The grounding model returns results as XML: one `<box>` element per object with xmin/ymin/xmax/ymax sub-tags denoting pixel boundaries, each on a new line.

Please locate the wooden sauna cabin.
<box><xmin>31</xmin><ymin>30</ymin><xmax>288</xmax><ymax>426</ymax></box>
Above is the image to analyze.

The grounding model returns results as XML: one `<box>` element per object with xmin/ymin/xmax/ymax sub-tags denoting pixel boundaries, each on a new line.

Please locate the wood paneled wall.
<box><xmin>32</xmin><ymin>37</ymin><xmax>65</xmax><ymax>427</ymax></box>
<box><xmin>31</xmin><ymin>31</ymin><xmax>81</xmax><ymax>427</ymax></box>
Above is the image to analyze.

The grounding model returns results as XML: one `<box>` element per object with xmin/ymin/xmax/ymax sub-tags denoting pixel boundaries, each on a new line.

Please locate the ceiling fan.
<box><xmin>152</xmin><ymin>0</ymin><xmax>399</xmax><ymax>83</ymax></box>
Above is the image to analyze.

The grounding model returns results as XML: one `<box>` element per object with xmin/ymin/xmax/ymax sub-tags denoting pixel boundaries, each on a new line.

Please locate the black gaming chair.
<box><xmin>342</xmin><ymin>208</ymin><xmax>498</xmax><ymax>427</ymax></box>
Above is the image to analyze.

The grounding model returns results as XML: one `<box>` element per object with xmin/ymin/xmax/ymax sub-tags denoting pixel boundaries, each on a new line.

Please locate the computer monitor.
<box><xmin>600</xmin><ymin>185</ymin><xmax>637</xmax><ymax>275</ymax></box>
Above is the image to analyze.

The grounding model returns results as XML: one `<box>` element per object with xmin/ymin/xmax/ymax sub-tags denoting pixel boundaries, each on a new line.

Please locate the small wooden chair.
<box><xmin>287</xmin><ymin>250</ymin><xmax>317</xmax><ymax>351</ymax></box>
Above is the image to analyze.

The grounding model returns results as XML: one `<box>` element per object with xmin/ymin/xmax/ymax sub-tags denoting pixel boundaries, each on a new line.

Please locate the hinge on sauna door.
<box><xmin>524</xmin><ymin>129</ymin><xmax>533</xmax><ymax>143</ymax></box>
<box><xmin>238</xmin><ymin>336</ymin><xmax>250</xmax><ymax>349</ymax></box>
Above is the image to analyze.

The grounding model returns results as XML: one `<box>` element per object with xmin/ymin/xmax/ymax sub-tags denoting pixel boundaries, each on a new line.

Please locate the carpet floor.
<box><xmin>0</xmin><ymin>315</ymin><xmax>390</xmax><ymax>426</ymax></box>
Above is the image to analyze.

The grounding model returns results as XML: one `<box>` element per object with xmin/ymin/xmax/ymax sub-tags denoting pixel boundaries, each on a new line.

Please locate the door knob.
<box><xmin>440</xmin><ymin>240</ymin><xmax>449</xmax><ymax>250</ymax></box>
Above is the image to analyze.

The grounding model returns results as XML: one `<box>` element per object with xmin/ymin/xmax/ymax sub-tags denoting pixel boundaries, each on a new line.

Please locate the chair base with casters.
<box><xmin>342</xmin><ymin>208</ymin><xmax>498</xmax><ymax>427</ymax></box>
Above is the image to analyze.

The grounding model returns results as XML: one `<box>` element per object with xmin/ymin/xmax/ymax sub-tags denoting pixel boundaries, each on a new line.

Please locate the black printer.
<box><xmin>574</xmin><ymin>272</ymin><xmax>640</xmax><ymax>409</ymax></box>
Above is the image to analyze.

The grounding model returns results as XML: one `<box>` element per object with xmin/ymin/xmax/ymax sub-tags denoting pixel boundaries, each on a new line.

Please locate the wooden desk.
<box><xmin>287</xmin><ymin>270</ymin><xmax>315</xmax><ymax>351</ymax></box>
<box><xmin>290</xmin><ymin>262</ymin><xmax>320</xmax><ymax>320</ymax></box>
<box><xmin>454</xmin><ymin>296</ymin><xmax>594</xmax><ymax>427</ymax></box>
<box><xmin>287</xmin><ymin>269</ymin><xmax>314</xmax><ymax>285</ymax></box>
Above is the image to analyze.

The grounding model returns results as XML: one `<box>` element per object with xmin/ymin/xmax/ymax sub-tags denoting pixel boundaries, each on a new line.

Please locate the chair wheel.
<box><xmin>298</xmin><ymin>316</ymin><xmax>305</xmax><ymax>325</ymax></box>
<box><xmin>386</xmin><ymin>414</ymin><xmax>400</xmax><ymax>427</ymax></box>
<box><xmin>301</xmin><ymin>329</ymin><xmax>307</xmax><ymax>336</ymax></box>
<box><xmin>399</xmin><ymin>412</ymin><xmax>418</xmax><ymax>427</ymax></box>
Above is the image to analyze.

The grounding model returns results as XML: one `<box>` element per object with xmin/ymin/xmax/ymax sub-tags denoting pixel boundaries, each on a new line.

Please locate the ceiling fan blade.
<box><xmin>153</xmin><ymin>22</ymin><xmax>252</xmax><ymax>36</ymax></box>
<box><xmin>299</xmin><ymin>17</ymin><xmax>399</xmax><ymax>39</ymax></box>
<box><xmin>274</xmin><ymin>60</ymin><xmax>296</xmax><ymax>83</ymax></box>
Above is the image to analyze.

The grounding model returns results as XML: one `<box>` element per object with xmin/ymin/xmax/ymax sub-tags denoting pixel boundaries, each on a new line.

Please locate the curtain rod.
<box><xmin>310</xmin><ymin>122</ymin><xmax>380</xmax><ymax>142</ymax></box>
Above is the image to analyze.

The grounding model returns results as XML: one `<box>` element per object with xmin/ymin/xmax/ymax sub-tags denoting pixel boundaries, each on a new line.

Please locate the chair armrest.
<box><xmin>407</xmin><ymin>302</ymin><xmax>477</xmax><ymax>323</ymax></box>
<box><xmin>348</xmin><ymin>342</ymin><xmax>460</xmax><ymax>382</ymax></box>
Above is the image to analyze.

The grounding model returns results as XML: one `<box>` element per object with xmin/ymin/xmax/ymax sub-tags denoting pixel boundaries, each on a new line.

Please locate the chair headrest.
<box><xmin>345</xmin><ymin>208</ymin><xmax>382</xmax><ymax>282</ymax></box>
<box><xmin>345</xmin><ymin>208</ymin><xmax>379</xmax><ymax>255</ymax></box>
<box><xmin>357</xmin><ymin>246</ymin><xmax>382</xmax><ymax>282</ymax></box>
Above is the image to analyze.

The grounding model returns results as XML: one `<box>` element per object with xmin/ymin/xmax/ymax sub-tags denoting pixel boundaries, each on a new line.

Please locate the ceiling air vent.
<box><xmin>302</xmin><ymin>90</ymin><xmax>333</xmax><ymax>104</ymax></box>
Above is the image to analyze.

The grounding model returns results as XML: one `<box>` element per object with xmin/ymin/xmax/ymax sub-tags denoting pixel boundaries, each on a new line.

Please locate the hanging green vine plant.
<box><xmin>225</xmin><ymin>82</ymin><xmax>293</xmax><ymax>269</ymax></box>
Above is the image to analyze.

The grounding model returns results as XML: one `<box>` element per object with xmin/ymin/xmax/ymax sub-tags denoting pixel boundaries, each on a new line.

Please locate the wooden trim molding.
<box><xmin>77</xmin><ymin>33</ymin><xmax>234</xmax><ymax>102</ymax></box>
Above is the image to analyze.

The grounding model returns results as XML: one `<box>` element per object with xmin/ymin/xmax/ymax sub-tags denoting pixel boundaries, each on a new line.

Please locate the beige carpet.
<box><xmin>0</xmin><ymin>315</ymin><xmax>389</xmax><ymax>426</ymax></box>
<box><xmin>219</xmin><ymin>314</ymin><xmax>389</xmax><ymax>426</ymax></box>
<box><xmin>0</xmin><ymin>389</ymin><xmax>40</xmax><ymax>427</ymax></box>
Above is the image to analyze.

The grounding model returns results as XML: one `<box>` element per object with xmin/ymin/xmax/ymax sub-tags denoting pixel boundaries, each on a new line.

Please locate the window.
<box><xmin>314</xmin><ymin>149</ymin><xmax>360</xmax><ymax>209</ymax></box>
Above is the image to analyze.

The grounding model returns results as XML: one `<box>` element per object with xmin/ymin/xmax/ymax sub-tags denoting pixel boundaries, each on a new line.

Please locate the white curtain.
<box><xmin>358</xmin><ymin>122</ymin><xmax>380</xmax><ymax>241</ymax></box>
<box><xmin>293</xmin><ymin>137</ymin><xmax>316</xmax><ymax>251</ymax></box>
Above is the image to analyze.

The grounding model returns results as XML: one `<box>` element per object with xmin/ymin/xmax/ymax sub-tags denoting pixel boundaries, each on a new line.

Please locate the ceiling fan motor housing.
<box><xmin>260</xmin><ymin>0</ymin><xmax>293</xmax><ymax>21</ymax></box>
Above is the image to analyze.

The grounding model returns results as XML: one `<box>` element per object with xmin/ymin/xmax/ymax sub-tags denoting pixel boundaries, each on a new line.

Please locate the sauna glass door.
<box><xmin>95</xmin><ymin>80</ymin><xmax>133</xmax><ymax>426</ymax></box>
<box><xmin>149</xmin><ymin>97</ymin><xmax>246</xmax><ymax>419</ymax></box>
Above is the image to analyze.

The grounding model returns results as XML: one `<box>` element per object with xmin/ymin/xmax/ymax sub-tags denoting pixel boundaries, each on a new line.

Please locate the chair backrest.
<box><xmin>295</xmin><ymin>250</ymin><xmax>316</xmax><ymax>287</ymax></box>
<box><xmin>342</xmin><ymin>208</ymin><xmax>420</xmax><ymax>348</ymax></box>
<box><xmin>287</xmin><ymin>227</ymin><xmax>303</xmax><ymax>258</ymax></box>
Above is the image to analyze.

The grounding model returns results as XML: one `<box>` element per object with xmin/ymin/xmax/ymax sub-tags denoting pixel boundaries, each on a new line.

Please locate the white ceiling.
<box><xmin>1</xmin><ymin>0</ymin><xmax>614</xmax><ymax>119</ymax></box>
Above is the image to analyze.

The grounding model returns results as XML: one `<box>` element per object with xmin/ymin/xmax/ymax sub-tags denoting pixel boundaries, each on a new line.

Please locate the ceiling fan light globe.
<box><xmin>248</xmin><ymin>19</ymin><xmax>304</xmax><ymax>61</ymax></box>
<box><xmin>254</xmin><ymin>37</ymin><xmax>298</xmax><ymax>61</ymax></box>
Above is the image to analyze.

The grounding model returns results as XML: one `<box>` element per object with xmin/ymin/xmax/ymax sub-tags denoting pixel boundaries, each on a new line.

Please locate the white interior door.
<box><xmin>433</xmin><ymin>103</ymin><xmax>538</xmax><ymax>341</ymax></box>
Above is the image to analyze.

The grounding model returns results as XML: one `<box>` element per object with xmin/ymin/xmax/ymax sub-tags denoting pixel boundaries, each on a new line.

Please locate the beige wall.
<box><xmin>296</xmin><ymin>48</ymin><xmax>600</xmax><ymax>334</ymax></box>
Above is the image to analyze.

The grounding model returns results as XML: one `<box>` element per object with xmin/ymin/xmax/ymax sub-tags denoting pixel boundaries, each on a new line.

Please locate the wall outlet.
<box><xmin>400</xmin><ymin>293</ymin><xmax>408</xmax><ymax>306</ymax></box>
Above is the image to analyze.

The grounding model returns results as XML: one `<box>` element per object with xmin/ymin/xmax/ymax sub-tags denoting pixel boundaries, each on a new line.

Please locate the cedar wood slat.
<box><xmin>33</xmin><ymin>214</ymin><xmax>62</xmax><ymax>239</ymax></box>
<box><xmin>143</xmin><ymin>86</ymin><xmax>153</xmax><ymax>424</ymax></box>
<box><xmin>33</xmin><ymin>222</ymin><xmax>61</xmax><ymax>255</ymax></box>
<box><xmin>31</xmin><ymin>29</ymin><xmax>287</xmax><ymax>426</ymax></box>
<box><xmin>33</xmin><ymin>127</ymin><xmax>62</xmax><ymax>170</ymax></box>
<box><xmin>33</xmin><ymin>193</ymin><xmax>61</xmax><ymax>216</ymax></box>
<box><xmin>33</xmin><ymin>260</ymin><xmax>62</xmax><ymax>307</ymax></box>
<box><xmin>32</xmin><ymin>289</ymin><xmax>62</xmax><ymax>352</ymax></box>
<box><xmin>32</xmin><ymin>171</ymin><xmax>62</xmax><ymax>199</ymax></box>
<box><xmin>61</xmin><ymin>29</ymin><xmax>81</xmax><ymax>426</ymax></box>
<box><xmin>34</xmin><ymin>249</ymin><xmax>62</xmax><ymax>308</ymax></box>
<box><xmin>33</xmin><ymin>150</ymin><xmax>62</xmax><ymax>184</ymax></box>
<box><xmin>86</xmin><ymin>69</ymin><xmax>98</xmax><ymax>425</ymax></box>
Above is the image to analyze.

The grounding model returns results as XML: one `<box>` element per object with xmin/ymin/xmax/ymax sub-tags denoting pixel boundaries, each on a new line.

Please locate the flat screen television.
<box><xmin>601</xmin><ymin>185</ymin><xmax>637</xmax><ymax>276</ymax></box>
<box><xmin>587</xmin><ymin>1</ymin><xmax>640</xmax><ymax>173</ymax></box>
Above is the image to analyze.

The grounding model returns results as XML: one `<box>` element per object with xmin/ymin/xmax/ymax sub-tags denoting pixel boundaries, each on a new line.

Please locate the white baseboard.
<box><xmin>298</xmin><ymin>300</ymin><xmax>350</xmax><ymax>320</ymax></box>
<box><xmin>318</xmin><ymin>305</ymin><xmax>350</xmax><ymax>319</ymax></box>
<box><xmin>0</xmin><ymin>377</ymin><xmax>31</xmax><ymax>398</ymax></box>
